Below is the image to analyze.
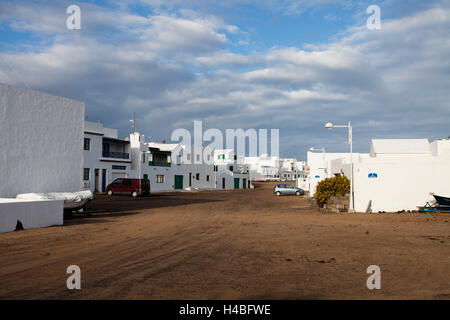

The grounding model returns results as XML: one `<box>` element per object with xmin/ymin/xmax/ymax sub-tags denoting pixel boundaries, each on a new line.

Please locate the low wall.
<box><xmin>0</xmin><ymin>199</ymin><xmax>63</xmax><ymax>234</ymax></box>
<box><xmin>321</xmin><ymin>195</ymin><xmax>350</xmax><ymax>213</ymax></box>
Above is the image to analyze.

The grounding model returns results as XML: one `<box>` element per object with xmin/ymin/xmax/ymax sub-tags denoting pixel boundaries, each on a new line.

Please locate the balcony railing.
<box><xmin>102</xmin><ymin>151</ymin><xmax>130</xmax><ymax>159</ymax></box>
<box><xmin>149</xmin><ymin>161</ymin><xmax>171</xmax><ymax>167</ymax></box>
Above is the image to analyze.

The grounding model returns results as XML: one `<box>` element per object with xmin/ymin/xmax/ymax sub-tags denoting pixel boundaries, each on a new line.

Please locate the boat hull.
<box><xmin>433</xmin><ymin>195</ymin><xmax>450</xmax><ymax>207</ymax></box>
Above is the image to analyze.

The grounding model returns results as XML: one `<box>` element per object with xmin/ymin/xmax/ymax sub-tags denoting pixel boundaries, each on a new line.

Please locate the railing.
<box><xmin>148</xmin><ymin>161</ymin><xmax>171</xmax><ymax>167</ymax></box>
<box><xmin>102</xmin><ymin>151</ymin><xmax>130</xmax><ymax>159</ymax></box>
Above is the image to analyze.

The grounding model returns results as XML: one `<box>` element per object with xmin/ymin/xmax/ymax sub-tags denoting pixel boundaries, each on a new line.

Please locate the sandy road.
<box><xmin>0</xmin><ymin>182</ymin><xmax>449</xmax><ymax>299</ymax></box>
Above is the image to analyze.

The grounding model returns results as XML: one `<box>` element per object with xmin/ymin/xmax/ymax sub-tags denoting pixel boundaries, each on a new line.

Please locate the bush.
<box><xmin>315</xmin><ymin>175</ymin><xmax>350</xmax><ymax>207</ymax></box>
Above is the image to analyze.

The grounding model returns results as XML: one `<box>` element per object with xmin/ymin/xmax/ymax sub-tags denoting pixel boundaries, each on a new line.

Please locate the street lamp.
<box><xmin>324</xmin><ymin>121</ymin><xmax>354</xmax><ymax>212</ymax></box>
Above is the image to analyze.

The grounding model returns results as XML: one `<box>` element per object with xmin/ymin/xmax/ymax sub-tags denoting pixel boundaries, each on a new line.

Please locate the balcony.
<box><xmin>102</xmin><ymin>151</ymin><xmax>130</xmax><ymax>159</ymax></box>
<box><xmin>148</xmin><ymin>161</ymin><xmax>171</xmax><ymax>167</ymax></box>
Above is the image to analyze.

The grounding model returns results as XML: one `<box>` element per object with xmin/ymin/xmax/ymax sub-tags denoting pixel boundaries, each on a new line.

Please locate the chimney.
<box><xmin>162</xmin><ymin>140</ymin><xmax>166</xmax><ymax>144</ymax></box>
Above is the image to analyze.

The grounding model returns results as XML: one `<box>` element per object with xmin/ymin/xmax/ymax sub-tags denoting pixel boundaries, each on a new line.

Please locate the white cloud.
<box><xmin>0</xmin><ymin>2</ymin><xmax>449</xmax><ymax>158</ymax></box>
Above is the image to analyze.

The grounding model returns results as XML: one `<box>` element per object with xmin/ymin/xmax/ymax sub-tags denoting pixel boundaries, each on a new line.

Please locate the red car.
<box><xmin>106</xmin><ymin>178</ymin><xmax>150</xmax><ymax>197</ymax></box>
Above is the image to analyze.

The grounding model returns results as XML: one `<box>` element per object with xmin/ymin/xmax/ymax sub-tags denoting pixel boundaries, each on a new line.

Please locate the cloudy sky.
<box><xmin>1</xmin><ymin>0</ymin><xmax>449</xmax><ymax>159</ymax></box>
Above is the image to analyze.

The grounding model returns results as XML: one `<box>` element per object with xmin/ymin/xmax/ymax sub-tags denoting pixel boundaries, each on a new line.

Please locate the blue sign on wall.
<box><xmin>368</xmin><ymin>173</ymin><xmax>378</xmax><ymax>178</ymax></box>
<box><xmin>315</xmin><ymin>175</ymin><xmax>320</xmax><ymax>178</ymax></box>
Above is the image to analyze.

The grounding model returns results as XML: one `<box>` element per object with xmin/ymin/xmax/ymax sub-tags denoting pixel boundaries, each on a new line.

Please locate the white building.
<box><xmin>0</xmin><ymin>83</ymin><xmax>85</xmax><ymax>197</ymax></box>
<box><xmin>214</xmin><ymin>149</ymin><xmax>250</xmax><ymax>189</ymax></box>
<box><xmin>244</xmin><ymin>155</ymin><xmax>306</xmax><ymax>182</ymax></box>
<box><xmin>306</xmin><ymin>151</ymin><xmax>369</xmax><ymax>195</ymax></box>
<box><xmin>129</xmin><ymin>133</ymin><xmax>250</xmax><ymax>192</ymax></box>
<box><xmin>83</xmin><ymin>121</ymin><xmax>131</xmax><ymax>193</ymax></box>
<box><xmin>244</xmin><ymin>154</ymin><xmax>280</xmax><ymax>180</ymax></box>
<box><xmin>329</xmin><ymin>138</ymin><xmax>450</xmax><ymax>213</ymax></box>
<box><xmin>279</xmin><ymin>158</ymin><xmax>305</xmax><ymax>181</ymax></box>
<box><xmin>0</xmin><ymin>83</ymin><xmax>84</xmax><ymax>233</ymax></box>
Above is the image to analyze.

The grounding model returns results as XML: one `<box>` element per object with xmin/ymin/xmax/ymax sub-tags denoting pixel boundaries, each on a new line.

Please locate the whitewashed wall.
<box><xmin>0</xmin><ymin>83</ymin><xmax>84</xmax><ymax>198</ymax></box>
<box><xmin>0</xmin><ymin>198</ymin><xmax>63</xmax><ymax>234</ymax></box>
<box><xmin>130</xmin><ymin>133</ymin><xmax>249</xmax><ymax>192</ymax></box>
<box><xmin>307</xmin><ymin>152</ymin><xmax>369</xmax><ymax>196</ymax></box>
<box><xmin>83</xmin><ymin>122</ymin><xmax>131</xmax><ymax>192</ymax></box>
<box><xmin>352</xmin><ymin>156</ymin><xmax>450</xmax><ymax>212</ymax></box>
<box><xmin>141</xmin><ymin>164</ymin><xmax>216</xmax><ymax>192</ymax></box>
<box><xmin>330</xmin><ymin>153</ymin><xmax>450</xmax><ymax>212</ymax></box>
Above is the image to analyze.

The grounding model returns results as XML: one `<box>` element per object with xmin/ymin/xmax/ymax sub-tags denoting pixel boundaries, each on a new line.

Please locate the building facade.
<box><xmin>306</xmin><ymin>151</ymin><xmax>369</xmax><ymax>196</ymax></box>
<box><xmin>130</xmin><ymin>133</ymin><xmax>250</xmax><ymax>192</ymax></box>
<box><xmin>83</xmin><ymin>121</ymin><xmax>131</xmax><ymax>193</ymax></box>
<box><xmin>244</xmin><ymin>154</ymin><xmax>280</xmax><ymax>181</ymax></box>
<box><xmin>329</xmin><ymin>138</ymin><xmax>450</xmax><ymax>212</ymax></box>
<box><xmin>0</xmin><ymin>83</ymin><xmax>85</xmax><ymax>198</ymax></box>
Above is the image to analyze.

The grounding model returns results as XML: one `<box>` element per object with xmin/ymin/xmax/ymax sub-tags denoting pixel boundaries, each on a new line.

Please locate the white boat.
<box><xmin>16</xmin><ymin>191</ymin><xmax>93</xmax><ymax>211</ymax></box>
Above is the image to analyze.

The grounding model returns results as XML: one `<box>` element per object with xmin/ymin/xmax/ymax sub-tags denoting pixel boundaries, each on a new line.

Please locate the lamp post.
<box><xmin>324</xmin><ymin>121</ymin><xmax>354</xmax><ymax>212</ymax></box>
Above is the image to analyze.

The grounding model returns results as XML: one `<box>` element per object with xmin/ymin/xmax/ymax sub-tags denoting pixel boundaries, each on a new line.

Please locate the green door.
<box><xmin>242</xmin><ymin>178</ymin><xmax>246</xmax><ymax>189</ymax></box>
<box><xmin>174</xmin><ymin>175</ymin><xmax>183</xmax><ymax>190</ymax></box>
<box><xmin>234</xmin><ymin>178</ymin><xmax>240</xmax><ymax>189</ymax></box>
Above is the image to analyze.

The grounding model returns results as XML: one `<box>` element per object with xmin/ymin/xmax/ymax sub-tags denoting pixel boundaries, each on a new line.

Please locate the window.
<box><xmin>84</xmin><ymin>138</ymin><xmax>90</xmax><ymax>151</ymax></box>
<box><xmin>157</xmin><ymin>175</ymin><xmax>165</xmax><ymax>183</ymax></box>
<box><xmin>207</xmin><ymin>154</ymin><xmax>211</xmax><ymax>161</ymax></box>
<box><xmin>229</xmin><ymin>165</ymin><xmax>233</xmax><ymax>172</ymax></box>
<box><xmin>196</xmin><ymin>154</ymin><xmax>200</xmax><ymax>162</ymax></box>
<box><xmin>234</xmin><ymin>155</ymin><xmax>237</xmax><ymax>160</ymax></box>
<box><xmin>196</xmin><ymin>173</ymin><xmax>200</xmax><ymax>180</ymax></box>
<box><xmin>187</xmin><ymin>154</ymin><xmax>191</xmax><ymax>161</ymax></box>
<box><xmin>83</xmin><ymin>168</ymin><xmax>90</xmax><ymax>181</ymax></box>
<box><xmin>206</xmin><ymin>175</ymin><xmax>210</xmax><ymax>182</ymax></box>
<box><xmin>213</xmin><ymin>165</ymin><xmax>218</xmax><ymax>172</ymax></box>
<box><xmin>177</xmin><ymin>155</ymin><xmax>182</xmax><ymax>165</ymax></box>
<box><xmin>142</xmin><ymin>152</ymin><xmax>145</xmax><ymax>163</ymax></box>
<box><xmin>112</xmin><ymin>165</ymin><xmax>126</xmax><ymax>170</ymax></box>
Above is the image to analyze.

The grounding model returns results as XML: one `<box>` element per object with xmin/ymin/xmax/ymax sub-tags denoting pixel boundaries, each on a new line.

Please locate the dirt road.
<box><xmin>0</xmin><ymin>182</ymin><xmax>449</xmax><ymax>299</ymax></box>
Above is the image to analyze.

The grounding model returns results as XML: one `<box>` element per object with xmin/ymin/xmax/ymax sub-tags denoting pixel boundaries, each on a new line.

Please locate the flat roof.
<box><xmin>371</xmin><ymin>139</ymin><xmax>431</xmax><ymax>154</ymax></box>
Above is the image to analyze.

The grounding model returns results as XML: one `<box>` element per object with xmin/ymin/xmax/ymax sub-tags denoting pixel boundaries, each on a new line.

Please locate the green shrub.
<box><xmin>315</xmin><ymin>175</ymin><xmax>350</xmax><ymax>207</ymax></box>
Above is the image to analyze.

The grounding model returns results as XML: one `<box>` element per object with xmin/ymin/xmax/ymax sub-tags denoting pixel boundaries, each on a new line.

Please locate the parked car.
<box><xmin>106</xmin><ymin>178</ymin><xmax>150</xmax><ymax>197</ymax></box>
<box><xmin>273</xmin><ymin>184</ymin><xmax>304</xmax><ymax>196</ymax></box>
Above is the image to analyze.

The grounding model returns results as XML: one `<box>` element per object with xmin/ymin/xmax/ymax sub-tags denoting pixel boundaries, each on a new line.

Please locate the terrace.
<box><xmin>101</xmin><ymin>137</ymin><xmax>131</xmax><ymax>161</ymax></box>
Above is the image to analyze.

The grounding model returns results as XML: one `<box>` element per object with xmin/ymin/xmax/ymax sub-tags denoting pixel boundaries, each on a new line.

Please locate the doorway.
<box><xmin>102</xmin><ymin>169</ymin><xmax>107</xmax><ymax>192</ymax></box>
<box><xmin>174</xmin><ymin>175</ymin><xmax>183</xmax><ymax>190</ymax></box>
<box><xmin>94</xmin><ymin>169</ymin><xmax>99</xmax><ymax>192</ymax></box>
<box><xmin>234</xmin><ymin>178</ymin><xmax>239</xmax><ymax>189</ymax></box>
